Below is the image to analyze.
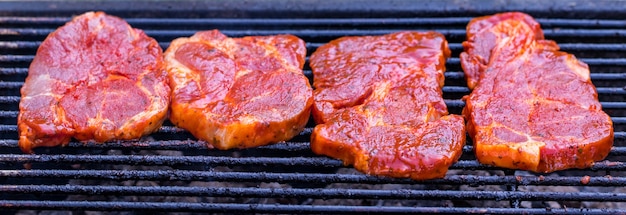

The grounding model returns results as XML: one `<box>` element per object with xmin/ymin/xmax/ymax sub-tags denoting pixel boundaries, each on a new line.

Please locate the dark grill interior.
<box><xmin>1</xmin><ymin>1</ymin><xmax>626</xmax><ymax>214</ymax></box>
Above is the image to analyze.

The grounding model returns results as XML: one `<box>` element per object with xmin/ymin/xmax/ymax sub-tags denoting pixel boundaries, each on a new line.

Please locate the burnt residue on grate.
<box><xmin>1</xmin><ymin>1</ymin><xmax>626</xmax><ymax>214</ymax></box>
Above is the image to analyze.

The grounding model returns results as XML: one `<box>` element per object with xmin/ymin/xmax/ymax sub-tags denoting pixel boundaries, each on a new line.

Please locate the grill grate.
<box><xmin>1</xmin><ymin>1</ymin><xmax>626</xmax><ymax>214</ymax></box>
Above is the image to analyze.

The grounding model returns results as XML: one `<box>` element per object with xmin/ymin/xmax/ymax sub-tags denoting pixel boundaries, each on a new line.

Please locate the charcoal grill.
<box><xmin>1</xmin><ymin>0</ymin><xmax>626</xmax><ymax>214</ymax></box>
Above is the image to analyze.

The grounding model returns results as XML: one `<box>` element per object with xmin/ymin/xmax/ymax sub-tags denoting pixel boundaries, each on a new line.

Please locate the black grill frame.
<box><xmin>1</xmin><ymin>0</ymin><xmax>626</xmax><ymax>214</ymax></box>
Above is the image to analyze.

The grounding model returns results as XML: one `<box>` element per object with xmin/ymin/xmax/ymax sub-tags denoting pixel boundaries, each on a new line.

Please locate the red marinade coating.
<box><xmin>310</xmin><ymin>32</ymin><xmax>465</xmax><ymax>180</ymax></box>
<box><xmin>164</xmin><ymin>30</ymin><xmax>313</xmax><ymax>150</ymax></box>
<box><xmin>18</xmin><ymin>12</ymin><xmax>170</xmax><ymax>153</ymax></box>
<box><xmin>460</xmin><ymin>12</ymin><xmax>613</xmax><ymax>172</ymax></box>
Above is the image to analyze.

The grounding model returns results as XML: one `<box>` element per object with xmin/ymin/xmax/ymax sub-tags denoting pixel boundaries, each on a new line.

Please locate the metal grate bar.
<box><xmin>441</xmin><ymin>86</ymin><xmax>626</xmax><ymax>95</ymax></box>
<box><xmin>0</xmin><ymin>111</ymin><xmax>17</xmax><ymax>117</ymax></box>
<box><xmin>4</xmin><ymin>97</ymin><xmax>626</xmax><ymax>109</ymax></box>
<box><xmin>0</xmin><ymin>124</ymin><xmax>188</xmax><ymax>134</ymax></box>
<box><xmin>10</xmin><ymin>112</ymin><xmax>626</xmax><ymax>124</ymax></box>
<box><xmin>0</xmin><ymin>139</ymin><xmax>313</xmax><ymax>151</ymax></box>
<box><xmin>1</xmin><ymin>185</ymin><xmax>625</xmax><ymax>202</ymax></box>
<box><xmin>444</xmin><ymin>72</ymin><xmax>626</xmax><ymax>81</ymax></box>
<box><xmin>4</xmin><ymin>55</ymin><xmax>625</xmax><ymax>66</ymax></box>
<box><xmin>0</xmin><ymin>125</ymin><xmax>17</xmax><ymax>131</ymax></box>
<box><xmin>595</xmin><ymin>102</ymin><xmax>626</xmax><ymax>109</ymax></box>
<box><xmin>0</xmin><ymin>200</ymin><xmax>622</xmax><ymax>214</ymax></box>
<box><xmin>0</xmin><ymin>67</ymin><xmax>27</xmax><ymax>75</ymax></box>
<box><xmin>3</xmin><ymin>68</ymin><xmax>624</xmax><ymax>82</ymax></box>
<box><xmin>0</xmin><ymin>170</ymin><xmax>625</xmax><ymax>186</ymax></box>
<box><xmin>0</xmin><ymin>154</ymin><xmax>498</xmax><ymax>170</ymax></box>
<box><xmin>2</xmin><ymin>16</ymin><xmax>626</xmax><ymax>28</ymax></box>
<box><xmin>0</xmin><ymin>154</ymin><xmax>345</xmax><ymax>167</ymax></box>
<box><xmin>0</xmin><ymin>81</ymin><xmax>22</xmax><ymax>88</ymax></box>
<box><xmin>2</xmin><ymin>139</ymin><xmax>626</xmax><ymax>157</ymax></box>
<box><xmin>445</xmin><ymin>58</ymin><xmax>626</xmax><ymax>66</ymax></box>
<box><xmin>1</xmin><ymin>138</ymin><xmax>626</xmax><ymax>157</ymax></box>
<box><xmin>0</xmin><ymin>122</ymin><xmax>624</xmax><ymax>138</ymax></box>
<box><xmin>3</xmin><ymin>42</ymin><xmax>626</xmax><ymax>52</ymax></box>
<box><xmin>1</xmin><ymin>125</ymin><xmax>625</xmax><ymax>139</ymax></box>
<box><xmin>0</xmin><ymin>96</ymin><xmax>19</xmax><ymax>103</ymax></box>
<box><xmin>2</xmin><ymin>28</ymin><xmax>626</xmax><ymax>38</ymax></box>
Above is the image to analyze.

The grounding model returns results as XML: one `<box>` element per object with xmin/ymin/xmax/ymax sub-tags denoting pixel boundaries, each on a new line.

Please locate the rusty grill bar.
<box><xmin>1</xmin><ymin>1</ymin><xmax>626</xmax><ymax>214</ymax></box>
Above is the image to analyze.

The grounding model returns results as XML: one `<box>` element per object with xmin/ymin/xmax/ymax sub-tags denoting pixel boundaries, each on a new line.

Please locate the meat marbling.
<box><xmin>18</xmin><ymin>12</ymin><xmax>170</xmax><ymax>153</ymax></box>
<box><xmin>164</xmin><ymin>30</ymin><xmax>313</xmax><ymax>150</ymax></box>
<box><xmin>310</xmin><ymin>32</ymin><xmax>466</xmax><ymax>180</ymax></box>
<box><xmin>460</xmin><ymin>12</ymin><xmax>614</xmax><ymax>172</ymax></box>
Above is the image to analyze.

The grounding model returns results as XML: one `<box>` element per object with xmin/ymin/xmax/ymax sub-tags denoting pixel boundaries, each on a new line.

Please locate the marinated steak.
<box><xmin>460</xmin><ymin>12</ymin><xmax>614</xmax><ymax>172</ymax></box>
<box><xmin>310</xmin><ymin>32</ymin><xmax>466</xmax><ymax>180</ymax></box>
<box><xmin>18</xmin><ymin>12</ymin><xmax>170</xmax><ymax>153</ymax></box>
<box><xmin>164</xmin><ymin>30</ymin><xmax>313</xmax><ymax>150</ymax></box>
